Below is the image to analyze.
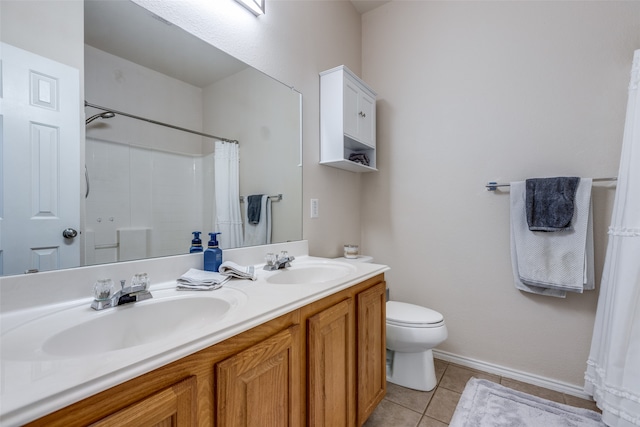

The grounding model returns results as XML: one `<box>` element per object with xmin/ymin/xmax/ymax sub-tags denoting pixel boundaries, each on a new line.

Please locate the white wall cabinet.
<box><xmin>320</xmin><ymin>65</ymin><xmax>377</xmax><ymax>172</ymax></box>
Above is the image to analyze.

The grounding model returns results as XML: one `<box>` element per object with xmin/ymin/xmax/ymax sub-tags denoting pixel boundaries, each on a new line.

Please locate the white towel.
<box><xmin>219</xmin><ymin>261</ymin><xmax>257</xmax><ymax>281</ymax></box>
<box><xmin>510</xmin><ymin>179</ymin><xmax>594</xmax><ymax>297</ymax></box>
<box><xmin>243</xmin><ymin>195</ymin><xmax>272</xmax><ymax>246</ymax></box>
<box><xmin>176</xmin><ymin>268</ymin><xmax>230</xmax><ymax>291</ymax></box>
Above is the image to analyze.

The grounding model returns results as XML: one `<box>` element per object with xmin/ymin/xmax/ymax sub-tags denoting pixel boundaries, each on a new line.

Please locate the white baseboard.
<box><xmin>432</xmin><ymin>349</ymin><xmax>593</xmax><ymax>401</ymax></box>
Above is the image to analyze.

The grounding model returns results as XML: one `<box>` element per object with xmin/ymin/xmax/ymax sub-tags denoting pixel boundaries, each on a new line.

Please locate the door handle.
<box><xmin>62</xmin><ymin>228</ymin><xmax>78</xmax><ymax>239</ymax></box>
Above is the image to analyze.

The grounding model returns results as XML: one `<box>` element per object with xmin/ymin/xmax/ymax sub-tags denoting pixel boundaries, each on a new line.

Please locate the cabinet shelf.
<box><xmin>320</xmin><ymin>158</ymin><xmax>377</xmax><ymax>173</ymax></box>
<box><xmin>320</xmin><ymin>65</ymin><xmax>377</xmax><ymax>173</ymax></box>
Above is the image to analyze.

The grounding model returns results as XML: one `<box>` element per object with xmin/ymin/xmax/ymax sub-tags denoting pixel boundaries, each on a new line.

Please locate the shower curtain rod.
<box><xmin>486</xmin><ymin>177</ymin><xmax>617</xmax><ymax>191</ymax></box>
<box><xmin>85</xmin><ymin>101</ymin><xmax>239</xmax><ymax>143</ymax></box>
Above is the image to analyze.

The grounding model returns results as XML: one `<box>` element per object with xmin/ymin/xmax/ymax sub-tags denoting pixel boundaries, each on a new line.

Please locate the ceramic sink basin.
<box><xmin>1</xmin><ymin>289</ymin><xmax>246</xmax><ymax>359</ymax></box>
<box><xmin>266</xmin><ymin>261</ymin><xmax>357</xmax><ymax>285</ymax></box>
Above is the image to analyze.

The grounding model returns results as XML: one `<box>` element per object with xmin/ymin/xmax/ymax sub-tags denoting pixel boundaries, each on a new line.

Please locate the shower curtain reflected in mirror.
<box><xmin>214</xmin><ymin>141</ymin><xmax>243</xmax><ymax>249</ymax></box>
<box><xmin>584</xmin><ymin>50</ymin><xmax>640</xmax><ymax>427</ymax></box>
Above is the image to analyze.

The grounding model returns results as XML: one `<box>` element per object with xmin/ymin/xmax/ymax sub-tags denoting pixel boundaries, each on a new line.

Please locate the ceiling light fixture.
<box><xmin>235</xmin><ymin>0</ymin><xmax>265</xmax><ymax>16</ymax></box>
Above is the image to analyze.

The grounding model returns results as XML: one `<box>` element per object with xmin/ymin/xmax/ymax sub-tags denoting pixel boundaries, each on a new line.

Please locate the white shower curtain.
<box><xmin>214</xmin><ymin>141</ymin><xmax>243</xmax><ymax>249</ymax></box>
<box><xmin>584</xmin><ymin>50</ymin><xmax>640</xmax><ymax>427</ymax></box>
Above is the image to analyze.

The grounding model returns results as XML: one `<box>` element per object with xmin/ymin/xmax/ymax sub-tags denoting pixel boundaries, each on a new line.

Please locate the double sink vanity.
<box><xmin>0</xmin><ymin>241</ymin><xmax>389</xmax><ymax>426</ymax></box>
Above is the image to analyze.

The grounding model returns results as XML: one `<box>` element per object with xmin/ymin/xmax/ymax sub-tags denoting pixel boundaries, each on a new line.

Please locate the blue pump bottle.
<box><xmin>204</xmin><ymin>232</ymin><xmax>223</xmax><ymax>272</ymax></box>
<box><xmin>190</xmin><ymin>231</ymin><xmax>203</xmax><ymax>253</ymax></box>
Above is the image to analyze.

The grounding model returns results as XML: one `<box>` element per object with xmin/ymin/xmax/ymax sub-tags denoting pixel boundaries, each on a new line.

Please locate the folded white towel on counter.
<box><xmin>510</xmin><ymin>179</ymin><xmax>594</xmax><ymax>297</ymax></box>
<box><xmin>219</xmin><ymin>261</ymin><xmax>257</xmax><ymax>281</ymax></box>
<box><xmin>176</xmin><ymin>268</ymin><xmax>230</xmax><ymax>291</ymax></box>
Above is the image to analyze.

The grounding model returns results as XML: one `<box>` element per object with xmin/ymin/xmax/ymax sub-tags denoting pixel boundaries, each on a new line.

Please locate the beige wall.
<box><xmin>361</xmin><ymin>1</ymin><xmax>640</xmax><ymax>386</ymax></box>
<box><xmin>0</xmin><ymin>0</ymin><xmax>84</xmax><ymax>70</ymax></box>
<box><xmin>85</xmin><ymin>45</ymin><xmax>205</xmax><ymax>154</ymax></box>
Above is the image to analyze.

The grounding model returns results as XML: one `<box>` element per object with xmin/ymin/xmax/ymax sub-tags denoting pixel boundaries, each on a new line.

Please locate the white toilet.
<box><xmin>386</xmin><ymin>301</ymin><xmax>448</xmax><ymax>391</ymax></box>
<box><xmin>336</xmin><ymin>254</ymin><xmax>448</xmax><ymax>392</ymax></box>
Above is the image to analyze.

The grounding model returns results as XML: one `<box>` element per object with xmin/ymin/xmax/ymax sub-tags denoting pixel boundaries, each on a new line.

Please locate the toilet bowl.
<box><xmin>386</xmin><ymin>301</ymin><xmax>447</xmax><ymax>391</ymax></box>
<box><xmin>334</xmin><ymin>254</ymin><xmax>447</xmax><ymax>391</ymax></box>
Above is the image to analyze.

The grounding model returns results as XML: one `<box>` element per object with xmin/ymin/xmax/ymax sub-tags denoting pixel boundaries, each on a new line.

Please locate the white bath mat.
<box><xmin>450</xmin><ymin>378</ymin><xmax>605</xmax><ymax>427</ymax></box>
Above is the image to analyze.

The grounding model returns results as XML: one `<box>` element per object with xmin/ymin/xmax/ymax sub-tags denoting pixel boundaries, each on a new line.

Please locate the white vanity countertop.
<box><xmin>0</xmin><ymin>243</ymin><xmax>389</xmax><ymax>426</ymax></box>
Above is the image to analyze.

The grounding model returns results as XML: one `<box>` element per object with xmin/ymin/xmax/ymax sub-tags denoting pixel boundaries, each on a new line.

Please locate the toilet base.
<box><xmin>387</xmin><ymin>349</ymin><xmax>437</xmax><ymax>391</ymax></box>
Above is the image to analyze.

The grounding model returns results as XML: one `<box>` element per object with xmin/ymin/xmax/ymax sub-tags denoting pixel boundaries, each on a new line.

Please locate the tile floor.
<box><xmin>364</xmin><ymin>359</ymin><xmax>600</xmax><ymax>427</ymax></box>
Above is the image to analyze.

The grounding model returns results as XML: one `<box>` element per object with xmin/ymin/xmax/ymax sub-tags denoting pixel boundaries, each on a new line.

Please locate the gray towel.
<box><xmin>349</xmin><ymin>152</ymin><xmax>370</xmax><ymax>166</ymax></box>
<box><xmin>525</xmin><ymin>177</ymin><xmax>580</xmax><ymax>231</ymax></box>
<box><xmin>247</xmin><ymin>194</ymin><xmax>263</xmax><ymax>224</ymax></box>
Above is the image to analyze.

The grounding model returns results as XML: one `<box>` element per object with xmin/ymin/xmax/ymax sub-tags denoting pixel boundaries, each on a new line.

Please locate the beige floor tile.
<box><xmin>418</xmin><ymin>415</ymin><xmax>449</xmax><ymax>427</ymax></box>
<box><xmin>434</xmin><ymin>358</ymin><xmax>448</xmax><ymax>383</ymax></box>
<box><xmin>564</xmin><ymin>394</ymin><xmax>601</xmax><ymax>412</ymax></box>
<box><xmin>500</xmin><ymin>377</ymin><xmax>565</xmax><ymax>404</ymax></box>
<box><xmin>438</xmin><ymin>364</ymin><xmax>500</xmax><ymax>393</ymax></box>
<box><xmin>363</xmin><ymin>399</ymin><xmax>422</xmax><ymax>427</ymax></box>
<box><xmin>424</xmin><ymin>387</ymin><xmax>461</xmax><ymax>424</ymax></box>
<box><xmin>385</xmin><ymin>382</ymin><xmax>435</xmax><ymax>414</ymax></box>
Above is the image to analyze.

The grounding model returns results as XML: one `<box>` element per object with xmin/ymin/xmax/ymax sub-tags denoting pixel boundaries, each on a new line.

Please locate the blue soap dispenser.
<box><xmin>204</xmin><ymin>232</ymin><xmax>222</xmax><ymax>272</ymax></box>
<box><xmin>190</xmin><ymin>231</ymin><xmax>203</xmax><ymax>253</ymax></box>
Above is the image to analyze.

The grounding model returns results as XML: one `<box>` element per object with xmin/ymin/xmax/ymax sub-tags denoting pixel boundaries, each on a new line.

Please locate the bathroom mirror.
<box><xmin>0</xmin><ymin>0</ymin><xmax>302</xmax><ymax>277</ymax></box>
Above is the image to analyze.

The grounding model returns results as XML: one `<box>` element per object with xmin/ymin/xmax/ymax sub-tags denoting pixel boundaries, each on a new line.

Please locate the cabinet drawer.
<box><xmin>91</xmin><ymin>376</ymin><xmax>197</xmax><ymax>427</ymax></box>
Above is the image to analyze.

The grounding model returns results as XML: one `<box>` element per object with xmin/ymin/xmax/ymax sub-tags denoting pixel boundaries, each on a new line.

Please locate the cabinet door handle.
<box><xmin>359</xmin><ymin>111</ymin><xmax>366</xmax><ymax>118</ymax></box>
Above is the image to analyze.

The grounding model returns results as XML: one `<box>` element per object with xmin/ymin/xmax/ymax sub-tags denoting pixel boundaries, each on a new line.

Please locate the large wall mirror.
<box><xmin>0</xmin><ymin>0</ymin><xmax>302</xmax><ymax>277</ymax></box>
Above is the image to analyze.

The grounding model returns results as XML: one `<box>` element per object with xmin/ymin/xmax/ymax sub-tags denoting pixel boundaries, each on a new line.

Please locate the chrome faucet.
<box><xmin>264</xmin><ymin>251</ymin><xmax>295</xmax><ymax>271</ymax></box>
<box><xmin>91</xmin><ymin>277</ymin><xmax>153</xmax><ymax>310</ymax></box>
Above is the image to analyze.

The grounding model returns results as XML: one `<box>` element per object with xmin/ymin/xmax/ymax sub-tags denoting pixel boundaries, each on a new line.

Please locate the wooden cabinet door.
<box><xmin>356</xmin><ymin>282</ymin><xmax>386</xmax><ymax>426</ymax></box>
<box><xmin>90</xmin><ymin>376</ymin><xmax>197</xmax><ymax>427</ymax></box>
<box><xmin>216</xmin><ymin>326</ymin><xmax>300</xmax><ymax>427</ymax></box>
<box><xmin>307</xmin><ymin>298</ymin><xmax>355</xmax><ymax>427</ymax></box>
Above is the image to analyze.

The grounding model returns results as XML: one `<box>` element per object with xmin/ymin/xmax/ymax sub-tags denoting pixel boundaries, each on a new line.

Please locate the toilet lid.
<box><xmin>386</xmin><ymin>301</ymin><xmax>444</xmax><ymax>327</ymax></box>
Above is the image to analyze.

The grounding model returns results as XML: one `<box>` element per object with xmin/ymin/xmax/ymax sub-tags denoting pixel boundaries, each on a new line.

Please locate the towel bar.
<box><xmin>486</xmin><ymin>177</ymin><xmax>617</xmax><ymax>191</ymax></box>
<box><xmin>239</xmin><ymin>194</ymin><xmax>283</xmax><ymax>202</ymax></box>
